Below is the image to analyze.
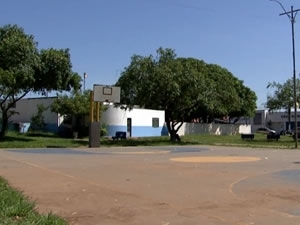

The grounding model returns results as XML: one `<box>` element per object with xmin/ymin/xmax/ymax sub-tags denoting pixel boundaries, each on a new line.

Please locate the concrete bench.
<box><xmin>241</xmin><ymin>133</ymin><xmax>254</xmax><ymax>140</ymax></box>
<box><xmin>267</xmin><ymin>133</ymin><xmax>280</xmax><ymax>141</ymax></box>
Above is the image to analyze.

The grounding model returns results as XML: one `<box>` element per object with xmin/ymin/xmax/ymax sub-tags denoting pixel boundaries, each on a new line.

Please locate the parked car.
<box><xmin>256</xmin><ymin>127</ymin><xmax>276</xmax><ymax>134</ymax></box>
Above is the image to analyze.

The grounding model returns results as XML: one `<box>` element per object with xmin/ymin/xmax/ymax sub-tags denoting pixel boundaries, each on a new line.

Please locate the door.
<box><xmin>127</xmin><ymin>118</ymin><xmax>132</xmax><ymax>137</ymax></box>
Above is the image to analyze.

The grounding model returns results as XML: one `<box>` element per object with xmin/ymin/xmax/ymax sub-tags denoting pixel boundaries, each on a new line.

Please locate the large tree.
<box><xmin>51</xmin><ymin>90</ymin><xmax>107</xmax><ymax>137</ymax></box>
<box><xmin>0</xmin><ymin>24</ymin><xmax>81</xmax><ymax>139</ymax></box>
<box><xmin>266</xmin><ymin>78</ymin><xmax>300</xmax><ymax>130</ymax></box>
<box><xmin>51</xmin><ymin>90</ymin><xmax>90</xmax><ymax>137</ymax></box>
<box><xmin>116</xmin><ymin>48</ymin><xmax>257</xmax><ymax>141</ymax></box>
<box><xmin>191</xmin><ymin>63</ymin><xmax>257</xmax><ymax>122</ymax></box>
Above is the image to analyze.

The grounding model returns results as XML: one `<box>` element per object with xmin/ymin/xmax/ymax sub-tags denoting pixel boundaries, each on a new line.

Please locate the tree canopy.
<box><xmin>266</xmin><ymin>78</ymin><xmax>300</xmax><ymax>130</ymax></box>
<box><xmin>266</xmin><ymin>79</ymin><xmax>300</xmax><ymax>111</ymax></box>
<box><xmin>116</xmin><ymin>47</ymin><xmax>257</xmax><ymax>140</ymax></box>
<box><xmin>51</xmin><ymin>90</ymin><xmax>107</xmax><ymax>137</ymax></box>
<box><xmin>0</xmin><ymin>24</ymin><xmax>81</xmax><ymax>138</ymax></box>
<box><xmin>51</xmin><ymin>90</ymin><xmax>91</xmax><ymax>118</ymax></box>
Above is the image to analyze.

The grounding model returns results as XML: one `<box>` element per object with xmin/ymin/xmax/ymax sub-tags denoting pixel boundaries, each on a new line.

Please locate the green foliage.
<box><xmin>266</xmin><ymin>78</ymin><xmax>300</xmax><ymax>130</ymax></box>
<box><xmin>30</xmin><ymin>104</ymin><xmax>48</xmax><ymax>131</ymax></box>
<box><xmin>51</xmin><ymin>90</ymin><xmax>106</xmax><ymax>137</ymax></box>
<box><xmin>116</xmin><ymin>47</ymin><xmax>257</xmax><ymax>140</ymax></box>
<box><xmin>36</xmin><ymin>48</ymin><xmax>81</xmax><ymax>92</ymax></box>
<box><xmin>100</xmin><ymin>123</ymin><xmax>108</xmax><ymax>137</ymax></box>
<box><xmin>51</xmin><ymin>90</ymin><xmax>90</xmax><ymax>117</ymax></box>
<box><xmin>0</xmin><ymin>24</ymin><xmax>81</xmax><ymax>139</ymax></box>
<box><xmin>266</xmin><ymin>78</ymin><xmax>300</xmax><ymax>111</ymax></box>
<box><xmin>0</xmin><ymin>177</ymin><xmax>67</xmax><ymax>224</ymax></box>
<box><xmin>51</xmin><ymin>90</ymin><xmax>90</xmax><ymax>137</ymax></box>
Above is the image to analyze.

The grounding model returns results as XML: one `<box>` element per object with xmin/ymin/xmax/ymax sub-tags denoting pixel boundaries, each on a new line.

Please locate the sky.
<box><xmin>1</xmin><ymin>0</ymin><xmax>300</xmax><ymax>109</ymax></box>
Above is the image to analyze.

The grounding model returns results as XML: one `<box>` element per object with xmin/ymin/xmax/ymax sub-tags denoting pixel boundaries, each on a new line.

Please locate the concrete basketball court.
<box><xmin>0</xmin><ymin>145</ymin><xmax>300</xmax><ymax>225</ymax></box>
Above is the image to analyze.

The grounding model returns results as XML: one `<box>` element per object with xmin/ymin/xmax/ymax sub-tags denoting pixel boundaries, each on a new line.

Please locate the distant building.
<box><xmin>7</xmin><ymin>97</ymin><xmax>298</xmax><ymax>136</ymax></box>
<box><xmin>252</xmin><ymin>109</ymin><xmax>300</xmax><ymax>132</ymax></box>
<box><xmin>8</xmin><ymin>97</ymin><xmax>62</xmax><ymax>133</ymax></box>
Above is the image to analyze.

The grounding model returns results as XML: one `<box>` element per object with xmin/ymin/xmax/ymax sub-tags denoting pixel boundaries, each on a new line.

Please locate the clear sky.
<box><xmin>1</xmin><ymin>0</ymin><xmax>300</xmax><ymax>108</ymax></box>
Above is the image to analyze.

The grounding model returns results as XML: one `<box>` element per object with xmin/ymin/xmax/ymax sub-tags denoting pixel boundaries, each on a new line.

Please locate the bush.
<box><xmin>100</xmin><ymin>124</ymin><xmax>108</xmax><ymax>137</ymax></box>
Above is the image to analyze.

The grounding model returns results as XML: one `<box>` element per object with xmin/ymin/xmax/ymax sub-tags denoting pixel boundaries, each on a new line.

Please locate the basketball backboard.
<box><xmin>93</xmin><ymin>85</ymin><xmax>120</xmax><ymax>103</ymax></box>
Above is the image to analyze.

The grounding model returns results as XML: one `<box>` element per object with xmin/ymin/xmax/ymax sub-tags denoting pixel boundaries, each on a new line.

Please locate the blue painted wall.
<box><xmin>107</xmin><ymin>125</ymin><xmax>167</xmax><ymax>137</ymax></box>
<box><xmin>6</xmin><ymin>122</ymin><xmax>58</xmax><ymax>133</ymax></box>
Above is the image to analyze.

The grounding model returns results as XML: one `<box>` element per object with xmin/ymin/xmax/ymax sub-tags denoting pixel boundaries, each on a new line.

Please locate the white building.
<box><xmin>101</xmin><ymin>106</ymin><xmax>167</xmax><ymax>137</ymax></box>
<box><xmin>6</xmin><ymin>97</ymin><xmax>167</xmax><ymax>137</ymax></box>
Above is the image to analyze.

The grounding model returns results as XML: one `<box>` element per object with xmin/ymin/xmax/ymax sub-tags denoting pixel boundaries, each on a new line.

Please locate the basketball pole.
<box><xmin>89</xmin><ymin>85</ymin><xmax>120</xmax><ymax>147</ymax></box>
<box><xmin>89</xmin><ymin>90</ymin><xmax>101</xmax><ymax>147</ymax></box>
<box><xmin>90</xmin><ymin>91</ymin><xmax>94</xmax><ymax>123</ymax></box>
<box><xmin>96</xmin><ymin>102</ymin><xmax>100</xmax><ymax>122</ymax></box>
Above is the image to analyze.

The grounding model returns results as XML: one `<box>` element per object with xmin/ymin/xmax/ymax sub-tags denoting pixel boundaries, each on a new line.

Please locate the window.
<box><xmin>152</xmin><ymin>118</ymin><xmax>159</xmax><ymax>128</ymax></box>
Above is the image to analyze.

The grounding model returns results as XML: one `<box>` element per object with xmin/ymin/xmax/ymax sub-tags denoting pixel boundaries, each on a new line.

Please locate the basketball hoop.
<box><xmin>93</xmin><ymin>85</ymin><xmax>120</xmax><ymax>103</ymax></box>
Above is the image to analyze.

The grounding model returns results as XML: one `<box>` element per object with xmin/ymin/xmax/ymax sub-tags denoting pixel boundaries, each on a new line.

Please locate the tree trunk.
<box><xmin>288</xmin><ymin>107</ymin><xmax>291</xmax><ymax>131</ymax></box>
<box><xmin>165</xmin><ymin>111</ymin><xmax>182</xmax><ymax>142</ymax></box>
<box><xmin>0</xmin><ymin>110</ymin><xmax>8</xmax><ymax>140</ymax></box>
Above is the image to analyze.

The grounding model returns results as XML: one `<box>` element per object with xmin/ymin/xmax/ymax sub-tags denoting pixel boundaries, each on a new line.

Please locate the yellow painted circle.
<box><xmin>170</xmin><ymin>156</ymin><xmax>261</xmax><ymax>163</ymax></box>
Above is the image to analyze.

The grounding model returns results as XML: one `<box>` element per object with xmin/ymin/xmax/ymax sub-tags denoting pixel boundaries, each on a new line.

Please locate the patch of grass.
<box><xmin>0</xmin><ymin>131</ymin><xmax>87</xmax><ymax>148</ymax></box>
<box><xmin>101</xmin><ymin>133</ymin><xmax>296</xmax><ymax>149</ymax></box>
<box><xmin>0</xmin><ymin>131</ymin><xmax>297</xmax><ymax>149</ymax></box>
<box><xmin>0</xmin><ymin>177</ymin><xmax>67</xmax><ymax>225</ymax></box>
<box><xmin>180</xmin><ymin>133</ymin><xmax>295</xmax><ymax>149</ymax></box>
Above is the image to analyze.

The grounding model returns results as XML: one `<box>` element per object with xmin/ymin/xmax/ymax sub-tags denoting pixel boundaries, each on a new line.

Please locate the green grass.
<box><xmin>0</xmin><ymin>131</ymin><xmax>87</xmax><ymax>148</ymax></box>
<box><xmin>0</xmin><ymin>177</ymin><xmax>67</xmax><ymax>225</ymax></box>
<box><xmin>101</xmin><ymin>133</ymin><xmax>296</xmax><ymax>149</ymax></box>
<box><xmin>0</xmin><ymin>131</ymin><xmax>297</xmax><ymax>149</ymax></box>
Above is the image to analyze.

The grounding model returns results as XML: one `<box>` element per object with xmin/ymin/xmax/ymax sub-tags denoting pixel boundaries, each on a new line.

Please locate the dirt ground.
<box><xmin>1</xmin><ymin>145</ymin><xmax>300</xmax><ymax>225</ymax></box>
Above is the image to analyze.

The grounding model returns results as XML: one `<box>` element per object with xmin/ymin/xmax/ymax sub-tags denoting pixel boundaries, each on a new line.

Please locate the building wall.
<box><xmin>10</xmin><ymin>97</ymin><xmax>294</xmax><ymax>136</ymax></box>
<box><xmin>8</xmin><ymin>97</ymin><xmax>61</xmax><ymax>132</ymax></box>
<box><xmin>101</xmin><ymin>106</ymin><xmax>166</xmax><ymax>137</ymax></box>
<box><xmin>252</xmin><ymin>109</ymin><xmax>300</xmax><ymax>132</ymax></box>
<box><xmin>177</xmin><ymin>123</ymin><xmax>251</xmax><ymax>136</ymax></box>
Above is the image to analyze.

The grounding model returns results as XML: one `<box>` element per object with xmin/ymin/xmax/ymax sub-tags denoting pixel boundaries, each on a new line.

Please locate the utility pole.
<box><xmin>271</xmin><ymin>0</ymin><xmax>300</xmax><ymax>148</ymax></box>
<box><xmin>83</xmin><ymin>72</ymin><xmax>87</xmax><ymax>92</ymax></box>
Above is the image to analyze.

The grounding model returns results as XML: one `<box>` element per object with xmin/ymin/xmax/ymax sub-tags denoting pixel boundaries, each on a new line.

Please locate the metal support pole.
<box><xmin>90</xmin><ymin>91</ymin><xmax>94</xmax><ymax>123</ymax></box>
<box><xmin>95</xmin><ymin>102</ymin><xmax>100</xmax><ymax>122</ymax></box>
<box><xmin>291</xmin><ymin>6</ymin><xmax>298</xmax><ymax>148</ymax></box>
<box><xmin>89</xmin><ymin>91</ymin><xmax>100</xmax><ymax>147</ymax></box>
<box><xmin>83</xmin><ymin>72</ymin><xmax>87</xmax><ymax>92</ymax></box>
<box><xmin>271</xmin><ymin>1</ymin><xmax>300</xmax><ymax>148</ymax></box>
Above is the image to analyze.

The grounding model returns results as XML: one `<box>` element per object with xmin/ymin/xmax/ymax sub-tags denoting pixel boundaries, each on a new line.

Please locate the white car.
<box><xmin>256</xmin><ymin>127</ymin><xmax>276</xmax><ymax>134</ymax></box>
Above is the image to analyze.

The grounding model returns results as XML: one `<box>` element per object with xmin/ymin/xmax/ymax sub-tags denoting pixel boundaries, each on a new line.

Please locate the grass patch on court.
<box><xmin>0</xmin><ymin>177</ymin><xmax>67</xmax><ymax>225</ymax></box>
<box><xmin>0</xmin><ymin>131</ymin><xmax>296</xmax><ymax>149</ymax></box>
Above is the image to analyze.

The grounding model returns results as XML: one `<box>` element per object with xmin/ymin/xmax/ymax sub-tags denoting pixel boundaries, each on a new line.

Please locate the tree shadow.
<box><xmin>25</xmin><ymin>132</ymin><xmax>59</xmax><ymax>138</ymax></box>
<box><xmin>73</xmin><ymin>139</ymin><xmax>88</xmax><ymax>146</ymax></box>
<box><xmin>1</xmin><ymin>136</ymin><xmax>34</xmax><ymax>142</ymax></box>
<box><xmin>100</xmin><ymin>138</ymin><xmax>199</xmax><ymax>147</ymax></box>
